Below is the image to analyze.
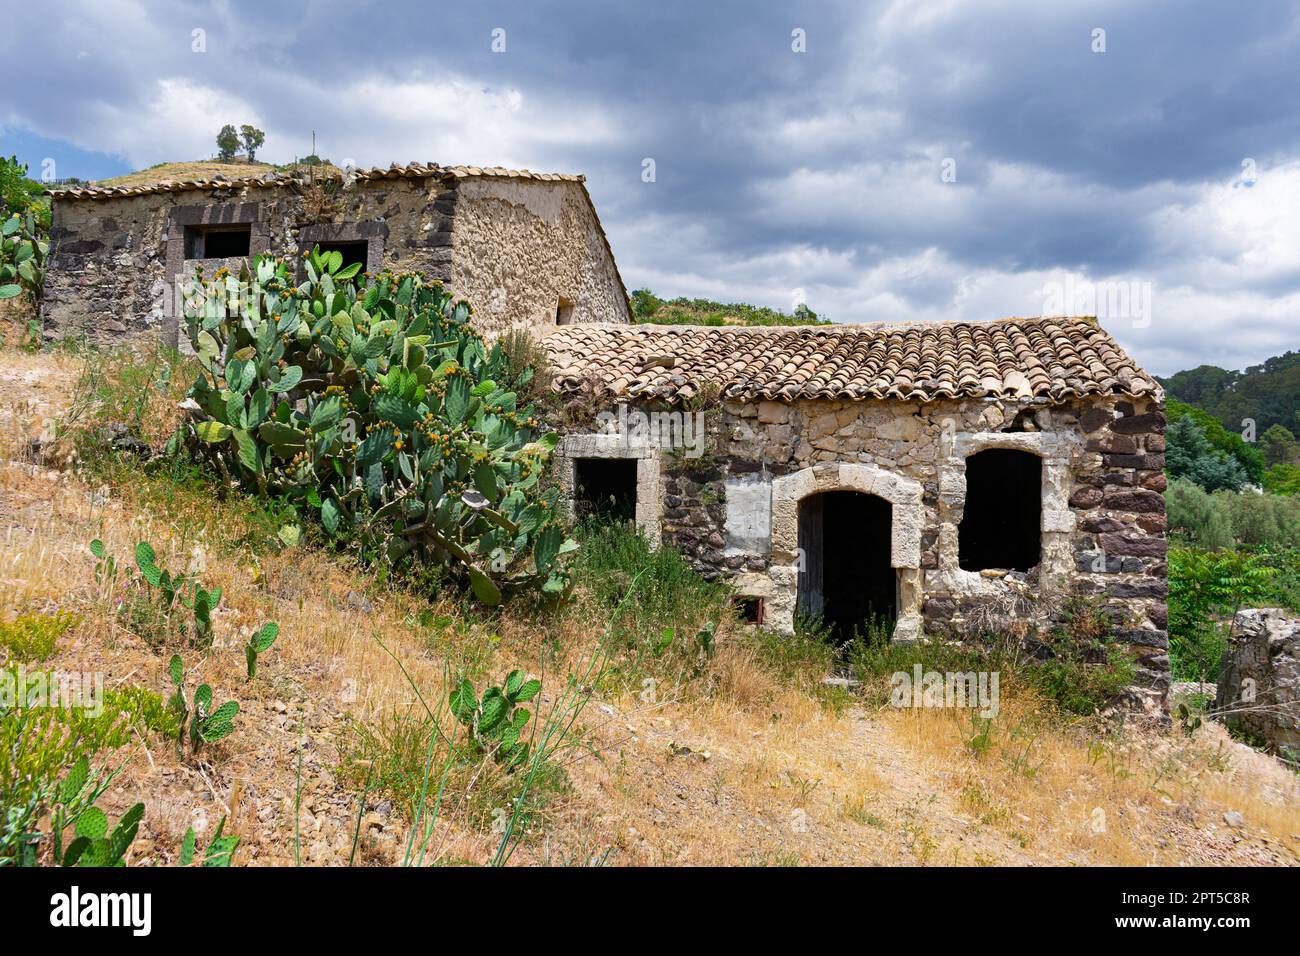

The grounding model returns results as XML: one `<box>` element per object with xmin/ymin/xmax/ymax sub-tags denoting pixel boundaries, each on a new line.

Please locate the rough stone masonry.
<box><xmin>41</xmin><ymin>163</ymin><xmax>630</xmax><ymax>346</ymax></box>
<box><xmin>544</xmin><ymin>318</ymin><xmax>1171</xmax><ymax>713</ymax></box>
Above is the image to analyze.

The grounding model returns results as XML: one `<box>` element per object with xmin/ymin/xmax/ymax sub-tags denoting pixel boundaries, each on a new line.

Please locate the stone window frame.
<box><xmin>164</xmin><ymin>203</ymin><xmax>270</xmax><ymax>347</ymax></box>
<box><xmin>765</xmin><ymin>462</ymin><xmax>925</xmax><ymax>643</ymax></box>
<box><xmin>556</xmin><ymin>434</ymin><xmax>662</xmax><ymax>541</ymax></box>
<box><xmin>934</xmin><ymin>430</ymin><xmax>1077</xmax><ymax>595</ymax></box>
<box><xmin>297</xmin><ymin>221</ymin><xmax>388</xmax><ymax>279</ymax></box>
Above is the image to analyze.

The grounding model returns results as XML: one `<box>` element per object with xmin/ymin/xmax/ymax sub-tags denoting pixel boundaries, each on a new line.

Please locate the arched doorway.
<box><xmin>797</xmin><ymin>491</ymin><xmax>896</xmax><ymax>643</ymax></box>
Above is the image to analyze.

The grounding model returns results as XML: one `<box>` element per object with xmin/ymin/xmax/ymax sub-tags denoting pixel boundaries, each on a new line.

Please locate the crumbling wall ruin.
<box><xmin>553</xmin><ymin>391</ymin><xmax>1169</xmax><ymax>701</ymax></box>
<box><xmin>41</xmin><ymin>171</ymin><xmax>629</xmax><ymax>347</ymax></box>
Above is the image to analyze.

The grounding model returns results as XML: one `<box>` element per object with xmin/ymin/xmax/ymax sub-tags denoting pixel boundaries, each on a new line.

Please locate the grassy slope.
<box><xmin>96</xmin><ymin>160</ymin><xmax>278</xmax><ymax>187</ymax></box>
<box><xmin>94</xmin><ymin>159</ymin><xmax>350</xmax><ymax>189</ymax></box>
<box><xmin>1</xmin><ymin>346</ymin><xmax>1297</xmax><ymax>866</ymax></box>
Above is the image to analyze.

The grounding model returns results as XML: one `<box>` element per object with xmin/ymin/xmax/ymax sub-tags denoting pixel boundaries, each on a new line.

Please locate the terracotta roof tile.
<box><xmin>46</xmin><ymin>162</ymin><xmax>584</xmax><ymax>200</ymax></box>
<box><xmin>544</xmin><ymin>317</ymin><xmax>1161</xmax><ymax>404</ymax></box>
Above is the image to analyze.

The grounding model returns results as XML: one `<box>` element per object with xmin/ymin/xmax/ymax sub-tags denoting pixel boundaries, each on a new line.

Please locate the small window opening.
<box><xmin>958</xmin><ymin>448</ymin><xmax>1042</xmax><ymax>572</ymax></box>
<box><xmin>573</xmin><ymin>458</ymin><xmax>636</xmax><ymax>522</ymax></box>
<box><xmin>315</xmin><ymin>240</ymin><xmax>369</xmax><ymax>272</ymax></box>
<box><xmin>555</xmin><ymin>297</ymin><xmax>575</xmax><ymax>326</ymax></box>
<box><xmin>732</xmin><ymin>595</ymin><xmax>764</xmax><ymax>625</ymax></box>
<box><xmin>184</xmin><ymin>224</ymin><xmax>251</xmax><ymax>260</ymax></box>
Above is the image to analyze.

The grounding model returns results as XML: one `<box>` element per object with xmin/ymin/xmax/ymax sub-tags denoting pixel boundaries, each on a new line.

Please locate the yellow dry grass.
<box><xmin>95</xmin><ymin>160</ymin><xmax>277</xmax><ymax>188</ymax></box>
<box><xmin>92</xmin><ymin>159</ymin><xmax>348</xmax><ymax>190</ymax></box>
<box><xmin>2</xmin><ymin>346</ymin><xmax>1297</xmax><ymax>867</ymax></box>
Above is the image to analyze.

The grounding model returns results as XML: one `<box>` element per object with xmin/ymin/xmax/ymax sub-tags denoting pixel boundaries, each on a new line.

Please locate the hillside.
<box><xmin>1</xmin><ymin>344</ymin><xmax>1297</xmax><ymax>867</ymax></box>
<box><xmin>1159</xmin><ymin>351</ymin><xmax>1300</xmax><ymax>435</ymax></box>
<box><xmin>631</xmin><ymin>289</ymin><xmax>829</xmax><ymax>326</ymax></box>
<box><xmin>90</xmin><ymin>158</ymin><xmax>346</xmax><ymax>189</ymax></box>
<box><xmin>96</xmin><ymin>159</ymin><xmax>278</xmax><ymax>188</ymax></box>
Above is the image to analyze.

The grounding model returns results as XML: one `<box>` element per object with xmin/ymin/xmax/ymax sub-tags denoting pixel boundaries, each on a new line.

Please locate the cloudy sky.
<box><xmin>3</xmin><ymin>0</ymin><xmax>1298</xmax><ymax>375</ymax></box>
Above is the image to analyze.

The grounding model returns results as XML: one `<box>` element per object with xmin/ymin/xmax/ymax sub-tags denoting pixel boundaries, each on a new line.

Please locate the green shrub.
<box><xmin>1264</xmin><ymin>462</ymin><xmax>1300</xmax><ymax>496</ymax></box>
<box><xmin>571</xmin><ymin>517</ymin><xmax>727</xmax><ymax>685</ymax></box>
<box><xmin>1166</xmin><ymin>478</ymin><xmax>1300</xmax><ymax>549</ymax></box>
<box><xmin>176</xmin><ymin>251</ymin><xmax>575</xmax><ymax>605</ymax></box>
<box><xmin>1168</xmin><ymin>548</ymin><xmax>1279</xmax><ymax>681</ymax></box>
<box><xmin>0</xmin><ymin>671</ymin><xmax>135</xmax><ymax>824</ymax></box>
<box><xmin>0</xmin><ymin>156</ymin><xmax>48</xmax><ymax>228</ymax></box>
<box><xmin>103</xmin><ymin>685</ymin><xmax>181</xmax><ymax>739</ymax></box>
<box><xmin>0</xmin><ymin>611</ymin><xmax>79</xmax><ymax>664</ymax></box>
<box><xmin>1165</xmin><ymin>478</ymin><xmax>1234</xmax><ymax>548</ymax></box>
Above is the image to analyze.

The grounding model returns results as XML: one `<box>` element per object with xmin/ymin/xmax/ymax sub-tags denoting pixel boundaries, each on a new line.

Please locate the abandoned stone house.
<box><xmin>40</xmin><ymin>162</ymin><xmax>631</xmax><ymax>345</ymax></box>
<box><xmin>39</xmin><ymin>161</ymin><xmax>1170</xmax><ymax>707</ymax></box>
<box><xmin>545</xmin><ymin>316</ymin><xmax>1170</xmax><ymax>707</ymax></box>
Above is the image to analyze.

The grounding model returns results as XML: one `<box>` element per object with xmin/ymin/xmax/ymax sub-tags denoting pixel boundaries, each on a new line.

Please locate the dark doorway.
<box><xmin>573</xmin><ymin>458</ymin><xmax>636</xmax><ymax>522</ymax></box>
<box><xmin>958</xmin><ymin>448</ymin><xmax>1042</xmax><ymax>571</ymax></box>
<box><xmin>797</xmin><ymin>491</ymin><xmax>895</xmax><ymax>643</ymax></box>
<box><xmin>316</xmin><ymin>240</ymin><xmax>369</xmax><ymax>272</ymax></box>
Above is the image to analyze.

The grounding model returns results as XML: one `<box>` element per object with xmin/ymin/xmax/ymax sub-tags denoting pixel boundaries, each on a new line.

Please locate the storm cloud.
<box><xmin>3</xmin><ymin>0</ymin><xmax>1298</xmax><ymax>373</ymax></box>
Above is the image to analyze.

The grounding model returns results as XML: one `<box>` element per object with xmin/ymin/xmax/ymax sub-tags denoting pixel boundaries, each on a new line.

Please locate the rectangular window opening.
<box><xmin>732</xmin><ymin>595</ymin><xmax>764</xmax><ymax>625</ymax></box>
<box><xmin>958</xmin><ymin>448</ymin><xmax>1043</xmax><ymax>572</ymax></box>
<box><xmin>184</xmin><ymin>224</ymin><xmax>252</xmax><ymax>260</ymax></box>
<box><xmin>555</xmin><ymin>297</ymin><xmax>575</xmax><ymax>326</ymax></box>
<box><xmin>315</xmin><ymin>239</ymin><xmax>369</xmax><ymax>272</ymax></box>
<box><xmin>573</xmin><ymin>457</ymin><xmax>637</xmax><ymax>522</ymax></box>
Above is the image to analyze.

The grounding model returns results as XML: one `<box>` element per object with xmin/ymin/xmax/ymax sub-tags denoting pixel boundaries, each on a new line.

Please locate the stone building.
<box><xmin>41</xmin><ymin>162</ymin><xmax>630</xmax><ymax>345</ymax></box>
<box><xmin>545</xmin><ymin>316</ymin><xmax>1170</xmax><ymax>706</ymax></box>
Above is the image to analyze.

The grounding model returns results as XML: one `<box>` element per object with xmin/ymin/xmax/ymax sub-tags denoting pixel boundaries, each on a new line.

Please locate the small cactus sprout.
<box><xmin>245</xmin><ymin>621</ymin><xmax>280</xmax><ymax>679</ymax></box>
<box><xmin>168</xmin><ymin>653</ymin><xmax>240</xmax><ymax>755</ymax></box>
<box><xmin>180</xmin><ymin>815</ymin><xmax>239</xmax><ymax>867</ymax></box>
<box><xmin>99</xmin><ymin>538</ymin><xmax>223</xmax><ymax>649</ymax></box>
<box><xmin>448</xmin><ymin>669</ymin><xmax>541</xmax><ymax>769</ymax></box>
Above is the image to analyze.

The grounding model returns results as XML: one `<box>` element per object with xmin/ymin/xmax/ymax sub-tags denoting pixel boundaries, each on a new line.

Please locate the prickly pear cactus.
<box><xmin>177</xmin><ymin>249</ymin><xmax>575</xmax><ymax>604</ymax></box>
<box><xmin>0</xmin><ymin>211</ymin><xmax>48</xmax><ymax>305</ymax></box>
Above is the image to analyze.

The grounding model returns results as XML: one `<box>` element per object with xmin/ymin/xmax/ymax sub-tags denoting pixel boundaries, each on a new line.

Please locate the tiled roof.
<box><xmin>46</xmin><ymin>163</ymin><xmax>583</xmax><ymax>200</ymax></box>
<box><xmin>544</xmin><ymin>316</ymin><xmax>1162</xmax><ymax>404</ymax></box>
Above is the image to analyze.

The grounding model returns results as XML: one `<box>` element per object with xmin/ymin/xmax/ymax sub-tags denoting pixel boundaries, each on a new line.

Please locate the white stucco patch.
<box><xmin>723</xmin><ymin>475</ymin><xmax>772</xmax><ymax>556</ymax></box>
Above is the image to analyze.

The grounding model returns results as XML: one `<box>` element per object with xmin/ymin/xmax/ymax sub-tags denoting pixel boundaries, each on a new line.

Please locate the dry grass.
<box><xmin>94</xmin><ymin>160</ymin><xmax>277</xmax><ymax>188</ymax></box>
<box><xmin>90</xmin><ymin>159</ymin><xmax>349</xmax><ymax>190</ymax></box>
<box><xmin>2</xmin><ymin>345</ymin><xmax>1297</xmax><ymax>867</ymax></box>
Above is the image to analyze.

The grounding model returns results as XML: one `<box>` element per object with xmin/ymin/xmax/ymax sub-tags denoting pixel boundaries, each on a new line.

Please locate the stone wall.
<box><xmin>449</xmin><ymin>177</ymin><xmax>630</xmax><ymax>337</ymax></box>
<box><xmin>42</xmin><ymin>172</ymin><xmax>628</xmax><ymax>346</ymax></box>
<box><xmin>554</xmin><ymin>391</ymin><xmax>1169</xmax><ymax>699</ymax></box>
<box><xmin>1216</xmin><ymin>608</ymin><xmax>1300</xmax><ymax>752</ymax></box>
